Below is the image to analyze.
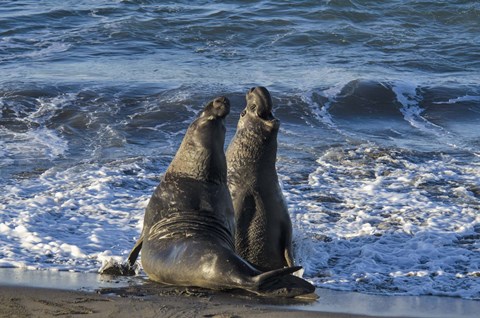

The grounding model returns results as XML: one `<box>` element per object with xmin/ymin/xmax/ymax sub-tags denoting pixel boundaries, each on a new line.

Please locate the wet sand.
<box><xmin>0</xmin><ymin>284</ymin><xmax>366</xmax><ymax>318</ymax></box>
<box><xmin>0</xmin><ymin>269</ymin><xmax>478</xmax><ymax>318</ymax></box>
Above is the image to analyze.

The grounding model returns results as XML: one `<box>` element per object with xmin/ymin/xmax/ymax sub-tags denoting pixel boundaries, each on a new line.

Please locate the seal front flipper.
<box><xmin>249</xmin><ymin>266</ymin><xmax>316</xmax><ymax>298</ymax></box>
<box><xmin>99</xmin><ymin>258</ymin><xmax>137</xmax><ymax>276</ymax></box>
<box><xmin>99</xmin><ymin>234</ymin><xmax>143</xmax><ymax>276</ymax></box>
<box><xmin>126</xmin><ymin>232</ymin><xmax>144</xmax><ymax>267</ymax></box>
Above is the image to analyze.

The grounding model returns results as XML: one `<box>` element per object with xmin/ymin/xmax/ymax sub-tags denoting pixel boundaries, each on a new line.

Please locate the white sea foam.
<box><xmin>0</xmin><ymin>159</ymin><xmax>156</xmax><ymax>272</ymax></box>
<box><xmin>391</xmin><ymin>81</ymin><xmax>430</xmax><ymax>129</ymax></box>
<box><xmin>0</xmin><ymin>127</ymin><xmax>68</xmax><ymax>165</ymax></box>
<box><xmin>300</xmin><ymin>91</ymin><xmax>336</xmax><ymax>129</ymax></box>
<box><xmin>283</xmin><ymin>145</ymin><xmax>480</xmax><ymax>299</ymax></box>
<box><xmin>0</xmin><ymin>93</ymin><xmax>77</xmax><ymax>166</ymax></box>
<box><xmin>433</xmin><ymin>95</ymin><xmax>480</xmax><ymax>104</ymax></box>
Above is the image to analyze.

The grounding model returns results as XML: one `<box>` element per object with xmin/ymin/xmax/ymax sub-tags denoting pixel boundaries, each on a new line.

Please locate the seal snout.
<box><xmin>211</xmin><ymin>96</ymin><xmax>230</xmax><ymax>118</ymax></box>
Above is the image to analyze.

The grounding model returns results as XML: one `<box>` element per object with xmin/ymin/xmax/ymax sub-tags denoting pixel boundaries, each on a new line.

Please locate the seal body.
<box><xmin>226</xmin><ymin>87</ymin><xmax>295</xmax><ymax>272</ymax></box>
<box><xmin>138</xmin><ymin>96</ymin><xmax>314</xmax><ymax>297</ymax></box>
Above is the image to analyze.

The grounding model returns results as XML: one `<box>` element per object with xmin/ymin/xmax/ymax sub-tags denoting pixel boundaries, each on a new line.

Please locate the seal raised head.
<box><xmin>104</xmin><ymin>96</ymin><xmax>314</xmax><ymax>297</ymax></box>
<box><xmin>226</xmin><ymin>87</ymin><xmax>295</xmax><ymax>272</ymax></box>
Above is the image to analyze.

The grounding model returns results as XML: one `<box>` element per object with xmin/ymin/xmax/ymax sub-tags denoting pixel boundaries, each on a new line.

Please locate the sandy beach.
<box><xmin>0</xmin><ymin>284</ymin><xmax>369</xmax><ymax>318</ymax></box>
<box><xmin>1</xmin><ymin>269</ymin><xmax>479</xmax><ymax>318</ymax></box>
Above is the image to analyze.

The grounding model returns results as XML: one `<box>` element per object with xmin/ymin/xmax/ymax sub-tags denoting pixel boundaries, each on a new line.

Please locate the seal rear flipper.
<box><xmin>250</xmin><ymin>266</ymin><xmax>316</xmax><ymax>298</ymax></box>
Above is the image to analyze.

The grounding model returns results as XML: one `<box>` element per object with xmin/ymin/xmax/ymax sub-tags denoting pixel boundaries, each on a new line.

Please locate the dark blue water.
<box><xmin>1</xmin><ymin>1</ymin><xmax>479</xmax><ymax>299</ymax></box>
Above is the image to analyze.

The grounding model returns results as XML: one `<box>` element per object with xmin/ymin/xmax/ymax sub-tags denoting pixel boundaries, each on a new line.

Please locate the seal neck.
<box><xmin>226</xmin><ymin>123</ymin><xmax>278</xmax><ymax>176</ymax></box>
<box><xmin>167</xmin><ymin>118</ymin><xmax>227</xmax><ymax>184</ymax></box>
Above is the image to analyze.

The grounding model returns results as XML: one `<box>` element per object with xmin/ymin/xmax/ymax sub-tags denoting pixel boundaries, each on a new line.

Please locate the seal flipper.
<box><xmin>99</xmin><ymin>234</ymin><xmax>143</xmax><ymax>276</ymax></box>
<box><xmin>99</xmin><ymin>258</ymin><xmax>137</xmax><ymax>276</ymax></box>
<box><xmin>126</xmin><ymin>233</ymin><xmax>143</xmax><ymax>267</ymax></box>
<box><xmin>249</xmin><ymin>266</ymin><xmax>316</xmax><ymax>298</ymax></box>
<box><xmin>283</xmin><ymin>222</ymin><xmax>295</xmax><ymax>268</ymax></box>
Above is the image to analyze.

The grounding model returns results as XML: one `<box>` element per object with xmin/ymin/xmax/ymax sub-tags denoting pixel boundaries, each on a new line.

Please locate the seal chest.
<box><xmin>226</xmin><ymin>87</ymin><xmax>295</xmax><ymax>272</ymax></box>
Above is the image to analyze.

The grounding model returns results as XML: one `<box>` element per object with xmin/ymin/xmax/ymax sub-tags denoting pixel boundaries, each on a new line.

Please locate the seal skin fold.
<box><xmin>226</xmin><ymin>87</ymin><xmax>295</xmax><ymax>272</ymax></box>
<box><xmin>126</xmin><ymin>96</ymin><xmax>314</xmax><ymax>297</ymax></box>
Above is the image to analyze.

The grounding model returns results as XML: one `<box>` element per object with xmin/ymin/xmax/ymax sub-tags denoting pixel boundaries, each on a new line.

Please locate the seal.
<box><xmin>102</xmin><ymin>96</ymin><xmax>314</xmax><ymax>297</ymax></box>
<box><xmin>226</xmin><ymin>87</ymin><xmax>295</xmax><ymax>272</ymax></box>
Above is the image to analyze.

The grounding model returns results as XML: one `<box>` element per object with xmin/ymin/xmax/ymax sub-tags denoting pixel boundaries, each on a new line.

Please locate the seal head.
<box><xmin>166</xmin><ymin>96</ymin><xmax>230</xmax><ymax>184</ymax></box>
<box><xmin>238</xmin><ymin>87</ymin><xmax>279</xmax><ymax>133</ymax></box>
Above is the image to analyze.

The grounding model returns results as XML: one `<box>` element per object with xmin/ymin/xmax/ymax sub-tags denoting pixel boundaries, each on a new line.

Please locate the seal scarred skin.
<box><xmin>226</xmin><ymin>87</ymin><xmax>295</xmax><ymax>272</ymax></box>
<box><xmin>130</xmin><ymin>96</ymin><xmax>314</xmax><ymax>297</ymax></box>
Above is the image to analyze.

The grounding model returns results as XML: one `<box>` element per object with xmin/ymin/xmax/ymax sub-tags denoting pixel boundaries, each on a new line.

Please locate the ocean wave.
<box><xmin>270</xmin><ymin>79</ymin><xmax>480</xmax><ymax>154</ymax></box>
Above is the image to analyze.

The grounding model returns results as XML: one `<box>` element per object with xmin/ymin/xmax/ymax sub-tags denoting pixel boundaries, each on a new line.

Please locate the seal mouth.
<box><xmin>245</xmin><ymin>87</ymin><xmax>278</xmax><ymax>124</ymax></box>
<box><xmin>258</xmin><ymin>109</ymin><xmax>276</xmax><ymax>121</ymax></box>
<box><xmin>241</xmin><ymin>105</ymin><xmax>277</xmax><ymax>123</ymax></box>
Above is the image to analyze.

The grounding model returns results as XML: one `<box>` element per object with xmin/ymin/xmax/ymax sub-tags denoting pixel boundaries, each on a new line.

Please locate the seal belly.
<box><xmin>235</xmin><ymin>191</ymin><xmax>291</xmax><ymax>272</ymax></box>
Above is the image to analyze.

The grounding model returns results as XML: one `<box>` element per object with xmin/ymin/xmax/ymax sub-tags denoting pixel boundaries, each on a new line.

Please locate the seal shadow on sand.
<box><xmin>97</xmin><ymin>279</ymin><xmax>317</xmax><ymax>305</ymax></box>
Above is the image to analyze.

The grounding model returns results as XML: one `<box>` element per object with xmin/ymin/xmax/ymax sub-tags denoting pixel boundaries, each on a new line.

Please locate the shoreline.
<box><xmin>0</xmin><ymin>284</ymin><xmax>361</xmax><ymax>318</ymax></box>
<box><xmin>1</xmin><ymin>269</ymin><xmax>479</xmax><ymax>317</ymax></box>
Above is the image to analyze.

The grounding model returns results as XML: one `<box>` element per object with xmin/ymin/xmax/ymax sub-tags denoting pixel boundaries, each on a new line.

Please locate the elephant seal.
<box><xmin>102</xmin><ymin>96</ymin><xmax>314</xmax><ymax>297</ymax></box>
<box><xmin>226</xmin><ymin>87</ymin><xmax>295</xmax><ymax>272</ymax></box>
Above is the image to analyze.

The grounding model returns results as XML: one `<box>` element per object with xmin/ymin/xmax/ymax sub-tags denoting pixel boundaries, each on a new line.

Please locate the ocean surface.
<box><xmin>1</xmin><ymin>0</ymin><xmax>479</xmax><ymax>299</ymax></box>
